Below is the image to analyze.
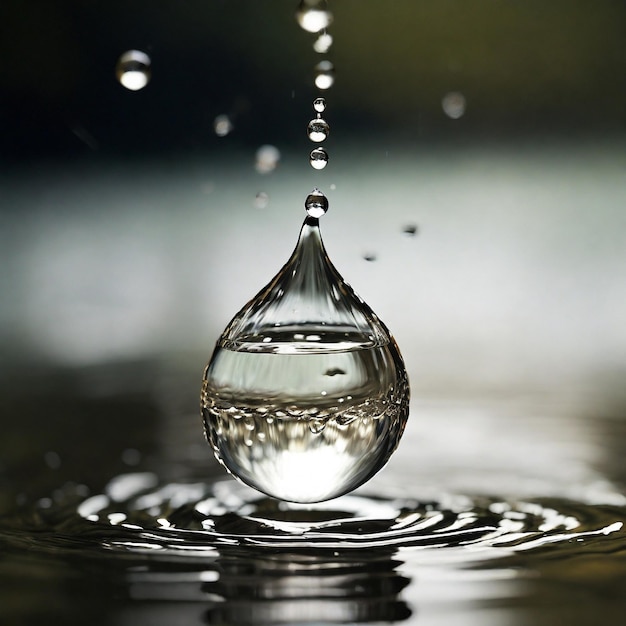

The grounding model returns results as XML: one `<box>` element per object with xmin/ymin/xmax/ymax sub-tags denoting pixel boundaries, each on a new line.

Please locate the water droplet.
<box><xmin>255</xmin><ymin>144</ymin><xmax>281</xmax><ymax>174</ymax></box>
<box><xmin>307</xmin><ymin>117</ymin><xmax>329</xmax><ymax>142</ymax></box>
<box><xmin>296</xmin><ymin>0</ymin><xmax>333</xmax><ymax>33</ymax></box>
<box><xmin>116</xmin><ymin>50</ymin><xmax>151</xmax><ymax>91</ymax></box>
<box><xmin>201</xmin><ymin>214</ymin><xmax>410</xmax><ymax>502</ymax></box>
<box><xmin>402</xmin><ymin>224</ymin><xmax>418</xmax><ymax>236</ymax></box>
<box><xmin>214</xmin><ymin>114</ymin><xmax>233</xmax><ymax>137</ymax></box>
<box><xmin>442</xmin><ymin>91</ymin><xmax>466</xmax><ymax>119</ymax></box>
<box><xmin>305</xmin><ymin>188</ymin><xmax>329</xmax><ymax>218</ymax></box>
<box><xmin>314</xmin><ymin>60</ymin><xmax>335</xmax><ymax>90</ymax></box>
<box><xmin>44</xmin><ymin>451</ymin><xmax>61</xmax><ymax>470</ymax></box>
<box><xmin>313</xmin><ymin>32</ymin><xmax>333</xmax><ymax>54</ymax></box>
<box><xmin>254</xmin><ymin>191</ymin><xmax>269</xmax><ymax>209</ymax></box>
<box><xmin>330</xmin><ymin>183</ymin><xmax>337</xmax><ymax>190</ymax></box>
<box><xmin>313</xmin><ymin>97</ymin><xmax>326</xmax><ymax>113</ymax></box>
<box><xmin>309</xmin><ymin>147</ymin><xmax>329</xmax><ymax>170</ymax></box>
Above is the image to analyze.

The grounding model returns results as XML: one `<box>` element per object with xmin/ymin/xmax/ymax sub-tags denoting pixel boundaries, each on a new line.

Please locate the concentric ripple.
<box><xmin>7</xmin><ymin>472</ymin><xmax>624</xmax><ymax>558</ymax></box>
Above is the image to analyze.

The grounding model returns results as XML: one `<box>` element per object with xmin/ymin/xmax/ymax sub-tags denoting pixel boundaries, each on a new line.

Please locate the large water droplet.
<box><xmin>201</xmin><ymin>214</ymin><xmax>410</xmax><ymax>503</ymax></box>
<box><xmin>116</xmin><ymin>50</ymin><xmax>151</xmax><ymax>91</ymax></box>
<box><xmin>314</xmin><ymin>60</ymin><xmax>335</xmax><ymax>90</ymax></box>
<box><xmin>307</xmin><ymin>117</ymin><xmax>330</xmax><ymax>142</ymax></box>
<box><xmin>305</xmin><ymin>188</ymin><xmax>329</xmax><ymax>217</ymax></box>
<box><xmin>309</xmin><ymin>147</ymin><xmax>329</xmax><ymax>170</ymax></box>
<box><xmin>296</xmin><ymin>0</ymin><xmax>333</xmax><ymax>33</ymax></box>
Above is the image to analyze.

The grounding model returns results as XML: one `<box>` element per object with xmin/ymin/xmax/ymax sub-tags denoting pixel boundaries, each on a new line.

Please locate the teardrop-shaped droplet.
<box><xmin>201</xmin><ymin>215</ymin><xmax>410</xmax><ymax>503</ymax></box>
<box><xmin>313</xmin><ymin>32</ymin><xmax>333</xmax><ymax>54</ymax></box>
<box><xmin>116</xmin><ymin>50</ymin><xmax>151</xmax><ymax>91</ymax></box>
<box><xmin>307</xmin><ymin>117</ymin><xmax>330</xmax><ymax>142</ymax></box>
<box><xmin>296</xmin><ymin>0</ymin><xmax>333</xmax><ymax>33</ymax></box>
<box><xmin>309</xmin><ymin>147</ymin><xmax>329</xmax><ymax>170</ymax></box>
<box><xmin>304</xmin><ymin>188</ymin><xmax>329</xmax><ymax>218</ymax></box>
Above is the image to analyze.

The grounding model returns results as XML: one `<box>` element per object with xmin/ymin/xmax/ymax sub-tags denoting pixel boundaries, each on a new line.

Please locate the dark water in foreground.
<box><xmin>1</xmin><ymin>361</ymin><xmax>626</xmax><ymax>626</ymax></box>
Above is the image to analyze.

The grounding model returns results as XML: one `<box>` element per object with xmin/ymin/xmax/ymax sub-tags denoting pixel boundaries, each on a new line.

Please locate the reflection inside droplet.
<box><xmin>313</xmin><ymin>97</ymin><xmax>326</xmax><ymax>113</ymax></box>
<box><xmin>115</xmin><ymin>50</ymin><xmax>151</xmax><ymax>91</ymax></box>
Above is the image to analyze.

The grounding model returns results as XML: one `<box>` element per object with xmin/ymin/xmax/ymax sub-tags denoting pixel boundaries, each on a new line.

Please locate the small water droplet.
<box><xmin>330</xmin><ymin>183</ymin><xmax>336</xmax><ymax>190</ymax></box>
<box><xmin>44</xmin><ymin>451</ymin><xmax>61</xmax><ymax>470</ymax></box>
<box><xmin>296</xmin><ymin>0</ymin><xmax>333</xmax><ymax>33</ymax></box>
<box><xmin>307</xmin><ymin>117</ymin><xmax>330</xmax><ymax>142</ymax></box>
<box><xmin>305</xmin><ymin>188</ymin><xmax>329</xmax><ymax>218</ymax></box>
<box><xmin>116</xmin><ymin>50</ymin><xmax>151</xmax><ymax>91</ymax></box>
<box><xmin>313</xmin><ymin>97</ymin><xmax>326</xmax><ymax>113</ymax></box>
<box><xmin>254</xmin><ymin>191</ymin><xmax>269</xmax><ymax>209</ymax></box>
<box><xmin>214</xmin><ymin>114</ymin><xmax>233</xmax><ymax>137</ymax></box>
<box><xmin>309</xmin><ymin>147</ymin><xmax>329</xmax><ymax>170</ymax></box>
<box><xmin>402</xmin><ymin>224</ymin><xmax>418</xmax><ymax>236</ymax></box>
<box><xmin>313</xmin><ymin>32</ymin><xmax>333</xmax><ymax>54</ymax></box>
<box><xmin>363</xmin><ymin>252</ymin><xmax>377</xmax><ymax>262</ymax></box>
<box><xmin>442</xmin><ymin>91</ymin><xmax>466</xmax><ymax>119</ymax></box>
<box><xmin>255</xmin><ymin>144</ymin><xmax>281</xmax><ymax>174</ymax></box>
<box><xmin>314</xmin><ymin>60</ymin><xmax>335</xmax><ymax>90</ymax></box>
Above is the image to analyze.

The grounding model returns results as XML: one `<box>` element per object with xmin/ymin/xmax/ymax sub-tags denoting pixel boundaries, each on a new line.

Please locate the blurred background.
<box><xmin>1</xmin><ymin>0</ymin><xmax>625</xmax><ymax>493</ymax></box>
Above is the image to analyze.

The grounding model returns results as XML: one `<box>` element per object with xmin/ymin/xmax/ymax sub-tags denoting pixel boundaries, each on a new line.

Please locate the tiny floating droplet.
<box><xmin>307</xmin><ymin>118</ymin><xmax>330</xmax><ymax>142</ymax></box>
<box><xmin>255</xmin><ymin>144</ymin><xmax>281</xmax><ymax>174</ymax></box>
<box><xmin>314</xmin><ymin>60</ymin><xmax>335</xmax><ymax>90</ymax></box>
<box><xmin>116</xmin><ymin>50</ymin><xmax>151</xmax><ymax>91</ymax></box>
<box><xmin>305</xmin><ymin>188</ymin><xmax>329</xmax><ymax>218</ymax></box>
<box><xmin>214</xmin><ymin>114</ymin><xmax>233</xmax><ymax>137</ymax></box>
<box><xmin>313</xmin><ymin>97</ymin><xmax>326</xmax><ymax>113</ymax></box>
<box><xmin>254</xmin><ymin>191</ymin><xmax>269</xmax><ymax>209</ymax></box>
<box><xmin>442</xmin><ymin>91</ymin><xmax>466</xmax><ymax>119</ymax></box>
<box><xmin>296</xmin><ymin>0</ymin><xmax>333</xmax><ymax>33</ymax></box>
<box><xmin>313</xmin><ymin>32</ymin><xmax>333</xmax><ymax>54</ymax></box>
<box><xmin>309</xmin><ymin>147</ymin><xmax>329</xmax><ymax>170</ymax></box>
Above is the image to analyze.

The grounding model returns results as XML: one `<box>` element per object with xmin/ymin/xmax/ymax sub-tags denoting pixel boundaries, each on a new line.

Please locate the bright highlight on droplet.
<box><xmin>255</xmin><ymin>144</ymin><xmax>281</xmax><ymax>174</ymax></box>
<box><xmin>305</xmin><ymin>188</ymin><xmax>329</xmax><ymax>218</ymax></box>
<box><xmin>116</xmin><ymin>50</ymin><xmax>151</xmax><ymax>91</ymax></box>
<box><xmin>309</xmin><ymin>147</ymin><xmax>329</xmax><ymax>170</ymax></box>
<box><xmin>214</xmin><ymin>114</ymin><xmax>233</xmax><ymax>137</ymax></box>
<box><xmin>314</xmin><ymin>60</ymin><xmax>335</xmax><ymax>90</ymax></box>
<box><xmin>313</xmin><ymin>32</ymin><xmax>333</xmax><ymax>54</ymax></box>
<box><xmin>442</xmin><ymin>91</ymin><xmax>466</xmax><ymax>119</ymax></box>
<box><xmin>307</xmin><ymin>118</ymin><xmax>330</xmax><ymax>142</ymax></box>
<box><xmin>296</xmin><ymin>0</ymin><xmax>333</xmax><ymax>33</ymax></box>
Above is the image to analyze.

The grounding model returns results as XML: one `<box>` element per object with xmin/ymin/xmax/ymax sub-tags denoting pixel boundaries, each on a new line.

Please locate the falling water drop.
<box><xmin>442</xmin><ymin>91</ymin><xmax>466</xmax><ymax>119</ymax></box>
<box><xmin>255</xmin><ymin>144</ymin><xmax>281</xmax><ymax>174</ymax></box>
<box><xmin>309</xmin><ymin>147</ymin><xmax>329</xmax><ymax>170</ymax></box>
<box><xmin>214</xmin><ymin>114</ymin><xmax>234</xmax><ymax>137</ymax></box>
<box><xmin>314</xmin><ymin>60</ymin><xmax>335</xmax><ymax>90</ymax></box>
<box><xmin>304</xmin><ymin>188</ymin><xmax>329</xmax><ymax>218</ymax></box>
<box><xmin>201</xmin><ymin>209</ymin><xmax>410</xmax><ymax>503</ymax></box>
<box><xmin>313</xmin><ymin>32</ymin><xmax>333</xmax><ymax>54</ymax></box>
<box><xmin>307</xmin><ymin>117</ymin><xmax>330</xmax><ymax>142</ymax></box>
<box><xmin>254</xmin><ymin>191</ymin><xmax>269</xmax><ymax>209</ymax></box>
<box><xmin>313</xmin><ymin>97</ymin><xmax>326</xmax><ymax>113</ymax></box>
<box><xmin>115</xmin><ymin>50</ymin><xmax>151</xmax><ymax>91</ymax></box>
<box><xmin>296</xmin><ymin>0</ymin><xmax>333</xmax><ymax>33</ymax></box>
